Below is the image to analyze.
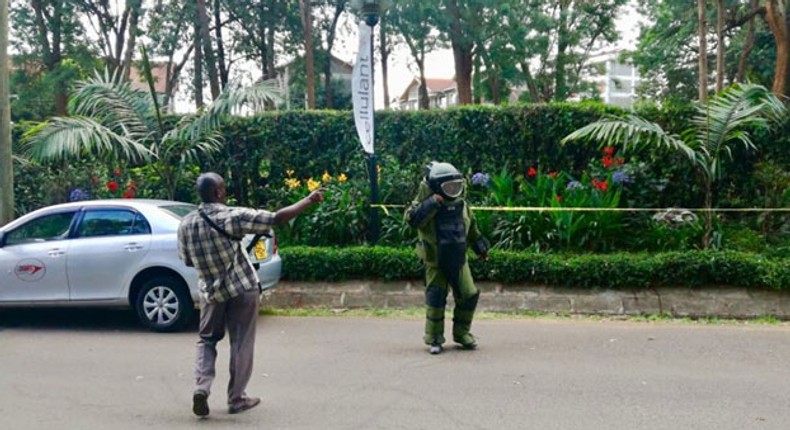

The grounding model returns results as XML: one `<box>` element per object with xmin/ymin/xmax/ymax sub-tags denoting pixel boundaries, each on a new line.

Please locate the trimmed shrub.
<box><xmin>280</xmin><ymin>246</ymin><xmax>790</xmax><ymax>291</ymax></box>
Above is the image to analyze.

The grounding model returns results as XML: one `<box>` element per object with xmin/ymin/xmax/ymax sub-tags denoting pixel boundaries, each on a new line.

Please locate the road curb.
<box><xmin>264</xmin><ymin>280</ymin><xmax>790</xmax><ymax>319</ymax></box>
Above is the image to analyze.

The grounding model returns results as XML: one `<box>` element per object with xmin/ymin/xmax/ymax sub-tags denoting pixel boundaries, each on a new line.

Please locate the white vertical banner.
<box><xmin>352</xmin><ymin>21</ymin><xmax>374</xmax><ymax>154</ymax></box>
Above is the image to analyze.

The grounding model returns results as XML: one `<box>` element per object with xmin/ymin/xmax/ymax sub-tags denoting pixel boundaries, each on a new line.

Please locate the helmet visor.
<box><xmin>441</xmin><ymin>179</ymin><xmax>464</xmax><ymax>198</ymax></box>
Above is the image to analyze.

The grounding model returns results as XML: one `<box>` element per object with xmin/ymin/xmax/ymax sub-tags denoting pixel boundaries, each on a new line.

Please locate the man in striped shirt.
<box><xmin>178</xmin><ymin>172</ymin><xmax>323</xmax><ymax>417</ymax></box>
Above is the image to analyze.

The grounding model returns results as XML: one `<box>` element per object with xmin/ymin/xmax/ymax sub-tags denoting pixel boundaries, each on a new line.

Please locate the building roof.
<box><xmin>129</xmin><ymin>62</ymin><xmax>170</xmax><ymax>94</ymax></box>
<box><xmin>276</xmin><ymin>55</ymin><xmax>354</xmax><ymax>74</ymax></box>
<box><xmin>397</xmin><ymin>78</ymin><xmax>457</xmax><ymax>101</ymax></box>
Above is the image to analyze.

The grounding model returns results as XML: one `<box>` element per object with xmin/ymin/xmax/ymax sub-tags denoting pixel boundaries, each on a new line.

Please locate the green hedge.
<box><xmin>13</xmin><ymin>101</ymin><xmax>790</xmax><ymax>213</ymax></box>
<box><xmin>280</xmin><ymin>246</ymin><xmax>790</xmax><ymax>291</ymax></box>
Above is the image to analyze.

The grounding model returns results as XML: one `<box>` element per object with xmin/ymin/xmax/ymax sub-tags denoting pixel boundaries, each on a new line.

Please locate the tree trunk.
<box><xmin>446</xmin><ymin>0</ymin><xmax>473</xmax><ymax>105</ymax></box>
<box><xmin>32</xmin><ymin>0</ymin><xmax>67</xmax><ymax>115</ymax></box>
<box><xmin>698</xmin><ymin>0</ymin><xmax>709</xmax><ymax>103</ymax></box>
<box><xmin>520</xmin><ymin>62</ymin><xmax>541</xmax><ymax>102</ymax></box>
<box><xmin>736</xmin><ymin>0</ymin><xmax>758</xmax><ymax>83</ymax></box>
<box><xmin>489</xmin><ymin>68</ymin><xmax>501</xmax><ymax>105</ymax></box>
<box><xmin>0</xmin><ymin>0</ymin><xmax>14</xmax><ymax>223</ymax></box>
<box><xmin>196</xmin><ymin>0</ymin><xmax>220</xmax><ymax>100</ymax></box>
<box><xmin>715</xmin><ymin>0</ymin><xmax>725</xmax><ymax>93</ymax></box>
<box><xmin>418</xmin><ymin>62</ymin><xmax>429</xmax><ymax>109</ymax></box>
<box><xmin>765</xmin><ymin>0</ymin><xmax>790</xmax><ymax>97</ymax></box>
<box><xmin>322</xmin><ymin>3</ymin><xmax>344</xmax><ymax>109</ymax></box>
<box><xmin>122</xmin><ymin>0</ymin><xmax>141</xmax><ymax>81</ymax></box>
<box><xmin>703</xmin><ymin>179</ymin><xmax>713</xmax><ymax>248</ymax></box>
<box><xmin>194</xmin><ymin>20</ymin><xmax>204</xmax><ymax>109</ymax></box>
<box><xmin>380</xmin><ymin>24</ymin><xmax>390</xmax><ymax>109</ymax></box>
<box><xmin>214</xmin><ymin>0</ymin><xmax>228</xmax><ymax>89</ymax></box>
<box><xmin>554</xmin><ymin>0</ymin><xmax>570</xmax><ymax>101</ymax></box>
<box><xmin>473</xmin><ymin>53</ymin><xmax>482</xmax><ymax>104</ymax></box>
<box><xmin>452</xmin><ymin>45</ymin><xmax>473</xmax><ymax>105</ymax></box>
<box><xmin>300</xmin><ymin>0</ymin><xmax>316</xmax><ymax>109</ymax></box>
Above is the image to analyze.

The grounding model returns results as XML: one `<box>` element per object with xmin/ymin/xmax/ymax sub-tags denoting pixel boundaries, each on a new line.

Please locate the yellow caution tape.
<box><xmin>371</xmin><ymin>204</ymin><xmax>790</xmax><ymax>213</ymax></box>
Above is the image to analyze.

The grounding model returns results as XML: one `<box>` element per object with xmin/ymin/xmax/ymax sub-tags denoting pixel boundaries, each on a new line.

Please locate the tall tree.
<box><xmin>698</xmin><ymin>0</ymin><xmax>709</xmax><ymax>102</ymax></box>
<box><xmin>390</xmin><ymin>0</ymin><xmax>441</xmax><ymax>109</ymax></box>
<box><xmin>546</xmin><ymin>0</ymin><xmax>627</xmax><ymax>101</ymax></box>
<box><xmin>632</xmin><ymin>1</ymin><xmax>772</xmax><ymax>102</ymax></box>
<box><xmin>0</xmin><ymin>0</ymin><xmax>12</xmax><ymax>223</ymax></box>
<box><xmin>196</xmin><ymin>0</ymin><xmax>220</xmax><ymax>100</ymax></box>
<box><xmin>214</xmin><ymin>0</ymin><xmax>228</xmax><ymax>88</ymax></box>
<box><xmin>194</xmin><ymin>16</ymin><xmax>204</xmax><ymax>108</ymax></box>
<box><xmin>147</xmin><ymin>0</ymin><xmax>196</xmax><ymax>111</ymax></box>
<box><xmin>764</xmin><ymin>0</ymin><xmax>789</xmax><ymax>96</ymax></box>
<box><xmin>736</xmin><ymin>0</ymin><xmax>760</xmax><ymax>83</ymax></box>
<box><xmin>77</xmin><ymin>0</ymin><xmax>144</xmax><ymax>77</ymax></box>
<box><xmin>23</xmin><ymin>0</ymin><xmax>81</xmax><ymax>115</ymax></box>
<box><xmin>300</xmin><ymin>0</ymin><xmax>316</xmax><ymax>109</ymax></box>
<box><xmin>716</xmin><ymin>0</ymin><xmax>726</xmax><ymax>92</ymax></box>
<box><xmin>316</xmin><ymin>1</ymin><xmax>346</xmax><ymax>109</ymax></box>
<box><xmin>380</xmin><ymin>22</ymin><xmax>390</xmax><ymax>109</ymax></box>
<box><xmin>554</xmin><ymin>0</ymin><xmax>571</xmax><ymax>101</ymax></box>
<box><xmin>437</xmin><ymin>0</ymin><xmax>476</xmax><ymax>105</ymax></box>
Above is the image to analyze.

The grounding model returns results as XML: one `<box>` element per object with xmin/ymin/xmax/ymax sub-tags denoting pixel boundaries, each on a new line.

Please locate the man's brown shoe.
<box><xmin>228</xmin><ymin>397</ymin><xmax>261</xmax><ymax>414</ymax></box>
<box><xmin>192</xmin><ymin>391</ymin><xmax>209</xmax><ymax>417</ymax></box>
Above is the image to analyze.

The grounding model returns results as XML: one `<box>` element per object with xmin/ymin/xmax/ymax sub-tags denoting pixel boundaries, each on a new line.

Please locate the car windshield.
<box><xmin>159</xmin><ymin>204</ymin><xmax>198</xmax><ymax>220</ymax></box>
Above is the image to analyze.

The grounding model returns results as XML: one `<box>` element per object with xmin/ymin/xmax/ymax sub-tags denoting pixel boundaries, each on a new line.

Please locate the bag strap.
<box><xmin>198</xmin><ymin>209</ymin><xmax>243</xmax><ymax>241</ymax></box>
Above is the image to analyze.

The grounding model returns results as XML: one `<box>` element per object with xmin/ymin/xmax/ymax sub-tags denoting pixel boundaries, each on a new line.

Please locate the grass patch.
<box><xmin>260</xmin><ymin>307</ymin><xmax>789</xmax><ymax>326</ymax></box>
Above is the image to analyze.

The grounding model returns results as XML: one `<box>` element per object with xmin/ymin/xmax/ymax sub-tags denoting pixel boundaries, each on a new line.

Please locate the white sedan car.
<box><xmin>0</xmin><ymin>199</ymin><xmax>282</xmax><ymax>331</ymax></box>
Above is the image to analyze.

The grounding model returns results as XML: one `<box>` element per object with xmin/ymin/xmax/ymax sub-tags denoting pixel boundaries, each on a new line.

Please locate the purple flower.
<box><xmin>471</xmin><ymin>172</ymin><xmax>490</xmax><ymax>186</ymax></box>
<box><xmin>612</xmin><ymin>171</ymin><xmax>632</xmax><ymax>185</ymax></box>
<box><xmin>566</xmin><ymin>181</ymin><xmax>583</xmax><ymax>190</ymax></box>
<box><xmin>69</xmin><ymin>188</ymin><xmax>90</xmax><ymax>202</ymax></box>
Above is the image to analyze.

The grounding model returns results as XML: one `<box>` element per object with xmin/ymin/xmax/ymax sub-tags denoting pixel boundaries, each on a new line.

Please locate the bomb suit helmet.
<box><xmin>426</xmin><ymin>161</ymin><xmax>465</xmax><ymax>199</ymax></box>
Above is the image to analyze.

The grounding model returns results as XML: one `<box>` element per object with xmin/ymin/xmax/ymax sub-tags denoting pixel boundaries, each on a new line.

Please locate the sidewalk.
<box><xmin>266</xmin><ymin>280</ymin><xmax>790</xmax><ymax>319</ymax></box>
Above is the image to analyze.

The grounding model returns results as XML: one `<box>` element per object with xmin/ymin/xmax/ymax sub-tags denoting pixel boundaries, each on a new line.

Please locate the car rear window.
<box><xmin>159</xmin><ymin>204</ymin><xmax>198</xmax><ymax>220</ymax></box>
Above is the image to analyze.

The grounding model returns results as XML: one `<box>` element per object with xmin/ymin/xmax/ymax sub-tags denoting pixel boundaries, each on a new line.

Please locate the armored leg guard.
<box><xmin>453</xmin><ymin>291</ymin><xmax>479</xmax><ymax>349</ymax></box>
<box><xmin>424</xmin><ymin>284</ymin><xmax>447</xmax><ymax>345</ymax></box>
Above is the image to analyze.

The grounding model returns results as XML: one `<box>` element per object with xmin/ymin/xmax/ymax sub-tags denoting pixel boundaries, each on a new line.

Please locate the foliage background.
<box><xmin>13</xmin><ymin>101</ymin><xmax>790</xmax><ymax>252</ymax></box>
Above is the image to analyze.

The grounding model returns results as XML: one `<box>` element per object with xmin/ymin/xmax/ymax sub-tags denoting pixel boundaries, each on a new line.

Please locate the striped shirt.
<box><xmin>177</xmin><ymin>203</ymin><xmax>275</xmax><ymax>304</ymax></box>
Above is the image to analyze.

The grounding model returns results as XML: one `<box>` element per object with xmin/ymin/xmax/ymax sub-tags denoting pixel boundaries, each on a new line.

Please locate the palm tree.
<box><xmin>23</xmin><ymin>47</ymin><xmax>279</xmax><ymax>200</ymax></box>
<box><xmin>562</xmin><ymin>83</ymin><xmax>787</xmax><ymax>248</ymax></box>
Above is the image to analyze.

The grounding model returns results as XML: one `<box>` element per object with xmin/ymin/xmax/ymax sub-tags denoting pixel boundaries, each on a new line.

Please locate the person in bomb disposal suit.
<box><xmin>405</xmin><ymin>162</ymin><xmax>490</xmax><ymax>355</ymax></box>
<box><xmin>178</xmin><ymin>172</ymin><xmax>324</xmax><ymax>417</ymax></box>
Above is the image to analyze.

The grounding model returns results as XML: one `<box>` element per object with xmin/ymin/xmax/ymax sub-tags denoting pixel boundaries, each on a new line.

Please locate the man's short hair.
<box><xmin>196</xmin><ymin>172</ymin><xmax>224</xmax><ymax>203</ymax></box>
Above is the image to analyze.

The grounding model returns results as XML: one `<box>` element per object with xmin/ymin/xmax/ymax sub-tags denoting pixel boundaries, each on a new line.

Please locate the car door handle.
<box><xmin>124</xmin><ymin>243</ymin><xmax>144</xmax><ymax>252</ymax></box>
<box><xmin>48</xmin><ymin>249</ymin><xmax>65</xmax><ymax>257</ymax></box>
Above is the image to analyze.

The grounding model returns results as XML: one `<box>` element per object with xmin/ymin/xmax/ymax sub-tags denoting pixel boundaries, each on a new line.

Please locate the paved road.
<box><xmin>1</xmin><ymin>309</ymin><xmax>789</xmax><ymax>430</ymax></box>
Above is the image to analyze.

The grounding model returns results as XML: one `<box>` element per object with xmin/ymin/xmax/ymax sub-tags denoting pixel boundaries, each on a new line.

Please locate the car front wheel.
<box><xmin>135</xmin><ymin>276</ymin><xmax>194</xmax><ymax>332</ymax></box>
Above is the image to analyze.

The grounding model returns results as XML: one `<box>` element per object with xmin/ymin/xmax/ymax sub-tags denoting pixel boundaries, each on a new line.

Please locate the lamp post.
<box><xmin>0</xmin><ymin>0</ymin><xmax>12</xmax><ymax>224</ymax></box>
<box><xmin>351</xmin><ymin>0</ymin><xmax>390</xmax><ymax>244</ymax></box>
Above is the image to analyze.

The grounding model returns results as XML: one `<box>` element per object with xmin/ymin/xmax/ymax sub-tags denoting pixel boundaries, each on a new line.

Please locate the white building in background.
<box><xmin>275</xmin><ymin>55</ymin><xmax>354</xmax><ymax>110</ymax></box>
<box><xmin>582</xmin><ymin>50</ymin><xmax>641</xmax><ymax>108</ymax></box>
<box><xmin>392</xmin><ymin>78</ymin><xmax>458</xmax><ymax>110</ymax></box>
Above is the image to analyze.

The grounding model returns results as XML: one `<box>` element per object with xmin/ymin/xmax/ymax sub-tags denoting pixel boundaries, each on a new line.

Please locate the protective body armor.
<box><xmin>405</xmin><ymin>162</ymin><xmax>488</xmax><ymax>349</ymax></box>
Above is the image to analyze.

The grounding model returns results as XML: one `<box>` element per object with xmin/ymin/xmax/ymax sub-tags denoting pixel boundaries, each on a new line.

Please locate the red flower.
<box><xmin>615</xmin><ymin>157</ymin><xmax>625</xmax><ymax>166</ymax></box>
<box><xmin>122</xmin><ymin>192</ymin><xmax>133</xmax><ymax>199</ymax></box>
<box><xmin>602</xmin><ymin>156</ymin><xmax>614</xmax><ymax>168</ymax></box>
<box><xmin>603</xmin><ymin>147</ymin><xmax>615</xmax><ymax>156</ymax></box>
<box><xmin>113</xmin><ymin>168</ymin><xmax>122</xmax><ymax>176</ymax></box>
<box><xmin>126</xmin><ymin>181</ymin><xmax>137</xmax><ymax>190</ymax></box>
<box><xmin>548</xmin><ymin>171</ymin><xmax>558</xmax><ymax>178</ymax></box>
<box><xmin>592</xmin><ymin>179</ymin><xmax>609</xmax><ymax>192</ymax></box>
<box><xmin>106</xmin><ymin>181</ymin><xmax>119</xmax><ymax>193</ymax></box>
<box><xmin>527</xmin><ymin>167</ymin><xmax>537</xmax><ymax>177</ymax></box>
<box><xmin>555</xmin><ymin>194</ymin><xmax>563</xmax><ymax>202</ymax></box>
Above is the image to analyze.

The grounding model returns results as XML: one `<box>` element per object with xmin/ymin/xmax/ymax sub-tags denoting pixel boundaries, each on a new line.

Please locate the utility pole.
<box><xmin>0</xmin><ymin>0</ymin><xmax>13</xmax><ymax>224</ymax></box>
